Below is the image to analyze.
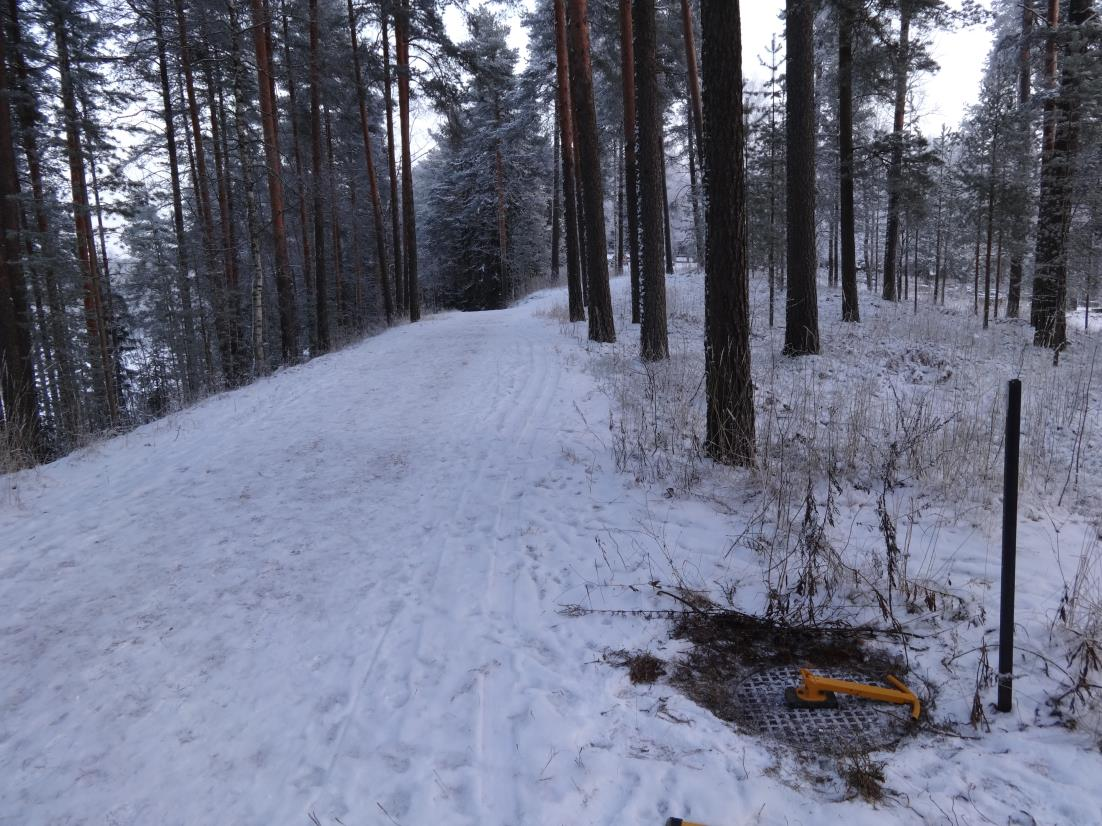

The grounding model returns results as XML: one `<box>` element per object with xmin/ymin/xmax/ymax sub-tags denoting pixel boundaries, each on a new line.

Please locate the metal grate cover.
<box><xmin>730</xmin><ymin>666</ymin><xmax>910</xmax><ymax>753</ymax></box>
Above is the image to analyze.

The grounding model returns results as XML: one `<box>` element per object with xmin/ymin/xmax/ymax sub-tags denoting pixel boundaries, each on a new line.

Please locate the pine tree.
<box><xmin>784</xmin><ymin>0</ymin><xmax>820</xmax><ymax>355</ymax></box>
<box><xmin>701</xmin><ymin>0</ymin><xmax>754</xmax><ymax>465</ymax></box>
<box><xmin>634</xmin><ymin>0</ymin><xmax>668</xmax><ymax>361</ymax></box>
<box><xmin>0</xmin><ymin>0</ymin><xmax>43</xmax><ymax>460</ymax></box>
<box><xmin>837</xmin><ymin>0</ymin><xmax>860</xmax><ymax>322</ymax></box>
<box><xmin>1031</xmin><ymin>0</ymin><xmax>1094</xmax><ymax>350</ymax></box>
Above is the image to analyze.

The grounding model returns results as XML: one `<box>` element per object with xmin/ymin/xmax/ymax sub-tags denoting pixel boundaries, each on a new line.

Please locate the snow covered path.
<box><xmin>5</xmin><ymin>280</ymin><xmax>1102</xmax><ymax>825</ymax></box>
<box><xmin>1</xmin><ymin>297</ymin><xmax>637</xmax><ymax>824</ymax></box>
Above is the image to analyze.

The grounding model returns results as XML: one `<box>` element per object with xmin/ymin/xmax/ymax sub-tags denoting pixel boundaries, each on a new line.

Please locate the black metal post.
<box><xmin>997</xmin><ymin>378</ymin><xmax>1022</xmax><ymax>713</ymax></box>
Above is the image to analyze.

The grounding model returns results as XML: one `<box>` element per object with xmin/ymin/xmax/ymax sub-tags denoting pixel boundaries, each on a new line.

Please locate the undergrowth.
<box><xmin>578</xmin><ymin>272</ymin><xmax>1101</xmax><ymax>728</ymax></box>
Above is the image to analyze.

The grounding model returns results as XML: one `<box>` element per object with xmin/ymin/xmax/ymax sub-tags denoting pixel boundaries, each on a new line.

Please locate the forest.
<box><xmin>0</xmin><ymin>0</ymin><xmax>1097</xmax><ymax>469</ymax></box>
<box><xmin>3</xmin><ymin>1</ymin><xmax>1102</xmax><ymax>822</ymax></box>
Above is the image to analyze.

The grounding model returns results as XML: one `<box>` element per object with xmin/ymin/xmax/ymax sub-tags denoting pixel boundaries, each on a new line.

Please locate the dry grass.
<box><xmin>581</xmin><ymin>271</ymin><xmax>1101</xmax><ymax>720</ymax></box>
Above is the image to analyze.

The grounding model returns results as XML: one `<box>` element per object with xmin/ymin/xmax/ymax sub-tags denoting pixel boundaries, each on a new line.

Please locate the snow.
<box><xmin>3</xmin><ymin>273</ymin><xmax>1101</xmax><ymax>825</ymax></box>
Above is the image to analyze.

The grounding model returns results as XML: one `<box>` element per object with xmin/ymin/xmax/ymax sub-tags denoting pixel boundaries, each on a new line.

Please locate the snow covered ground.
<box><xmin>2</xmin><ymin>272</ymin><xmax>1100</xmax><ymax>825</ymax></box>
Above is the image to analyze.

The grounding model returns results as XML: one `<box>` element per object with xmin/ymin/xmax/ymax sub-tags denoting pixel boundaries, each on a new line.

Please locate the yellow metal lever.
<box><xmin>795</xmin><ymin>668</ymin><xmax>921</xmax><ymax>720</ymax></box>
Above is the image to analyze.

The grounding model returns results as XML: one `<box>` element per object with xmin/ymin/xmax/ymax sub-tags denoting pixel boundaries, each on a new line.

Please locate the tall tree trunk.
<box><xmin>995</xmin><ymin>230</ymin><xmax>1003</xmax><ymax>319</ymax></box>
<box><xmin>974</xmin><ymin>213</ymin><xmax>981</xmax><ymax>315</ymax></box>
<box><xmin>0</xmin><ymin>7</ymin><xmax>42</xmax><ymax>460</ymax></box>
<box><xmin>574</xmin><ymin>151</ymin><xmax>589</xmax><ymax>304</ymax></box>
<box><xmin>494</xmin><ymin>103</ymin><xmax>509</xmax><ymax>308</ymax></box>
<box><xmin>1006</xmin><ymin>0</ymin><xmax>1033</xmax><ymax>318</ymax></box>
<box><xmin>228</xmin><ymin>0</ymin><xmax>267</xmax><ymax>374</ymax></box>
<box><xmin>686</xmin><ymin>101</ymin><xmax>704</xmax><ymax>265</ymax></box>
<box><xmin>324</xmin><ymin>106</ymin><xmax>346</xmax><ymax>331</ymax></box>
<box><xmin>634</xmin><ymin>0</ymin><xmax>668</xmax><ymax>361</ymax></box>
<box><xmin>551</xmin><ymin>104</ymin><xmax>561</xmax><ymax>280</ymax></box>
<box><xmin>615</xmin><ymin>138</ymin><xmax>624</xmax><ymax>273</ymax></box>
<box><xmin>1040</xmin><ymin>0</ymin><xmax>1060</xmax><ymax>156</ymax></box>
<box><xmin>395</xmin><ymin>0</ymin><xmax>420</xmax><ymax>321</ymax></box>
<box><xmin>1031</xmin><ymin>0</ymin><xmax>1091</xmax><ymax>350</ymax></box>
<box><xmin>882</xmin><ymin>0</ymin><xmax>911</xmax><ymax>303</ymax></box>
<box><xmin>679</xmin><ymin>0</ymin><xmax>704</xmax><ymax>170</ymax></box>
<box><xmin>9</xmin><ymin>0</ymin><xmax>82</xmax><ymax>428</ymax></box>
<box><xmin>701</xmin><ymin>0</ymin><xmax>754</xmax><ymax>465</ymax></box>
<box><xmin>784</xmin><ymin>0</ymin><xmax>820</xmax><ymax>355</ymax></box>
<box><xmin>280</xmin><ymin>0</ymin><xmax>315</xmax><ymax>348</ymax></box>
<box><xmin>555</xmin><ymin>0</ymin><xmax>585</xmax><ymax>322</ymax></box>
<box><xmin>248</xmin><ymin>0</ymin><xmax>297</xmax><ymax>361</ymax></box>
<box><xmin>565</xmin><ymin>0</ymin><xmax>615</xmax><ymax>342</ymax></box>
<box><xmin>768</xmin><ymin>34</ymin><xmax>778</xmax><ymax>327</ymax></box>
<box><xmin>174</xmin><ymin>0</ymin><xmax>233</xmax><ymax>384</ymax></box>
<box><xmin>308</xmin><ymin>0</ymin><xmax>329</xmax><ymax>352</ymax></box>
<box><xmin>84</xmin><ymin>118</ymin><xmax>127</xmax><ymax>406</ymax></box>
<box><xmin>51</xmin><ymin>2</ymin><xmax>116</xmax><ymax>425</ymax></box>
<box><xmin>838</xmin><ymin>1</ymin><xmax>859</xmax><ymax>321</ymax></box>
<box><xmin>206</xmin><ymin>61</ymin><xmax>245</xmax><ymax>386</ymax></box>
<box><xmin>382</xmin><ymin>4</ymin><xmax>404</xmax><ymax>314</ymax></box>
<box><xmin>347</xmin><ymin>0</ymin><xmax>393</xmax><ymax>325</ymax></box>
<box><xmin>618</xmin><ymin>0</ymin><xmax>641</xmax><ymax>323</ymax></box>
<box><xmin>660</xmin><ymin>142</ymin><xmax>674</xmax><ymax>274</ymax></box>
<box><xmin>983</xmin><ymin>135</ymin><xmax>997</xmax><ymax>330</ymax></box>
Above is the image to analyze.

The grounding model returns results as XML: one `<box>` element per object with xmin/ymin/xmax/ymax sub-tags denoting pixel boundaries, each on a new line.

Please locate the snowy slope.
<box><xmin>3</xmin><ymin>276</ymin><xmax>1101</xmax><ymax>825</ymax></box>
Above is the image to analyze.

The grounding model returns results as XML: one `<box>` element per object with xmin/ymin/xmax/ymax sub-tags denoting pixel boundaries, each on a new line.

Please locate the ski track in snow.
<box><xmin>3</xmin><ymin>278</ymin><xmax>1102</xmax><ymax>825</ymax></box>
<box><xmin>0</xmin><ymin>296</ymin><xmax>644</xmax><ymax>825</ymax></box>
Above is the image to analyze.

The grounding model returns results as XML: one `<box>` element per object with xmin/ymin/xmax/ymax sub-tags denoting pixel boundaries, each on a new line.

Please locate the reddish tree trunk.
<box><xmin>382</xmin><ymin>5</ymin><xmax>404</xmax><ymax>314</ymax></box>
<box><xmin>396</xmin><ymin>0</ymin><xmax>419</xmax><ymax>321</ymax></box>
<box><xmin>52</xmin><ymin>6</ymin><xmax>117</xmax><ymax>423</ymax></box>
<box><xmin>554</xmin><ymin>0</ymin><xmax>585</xmax><ymax>322</ymax></box>
<box><xmin>348</xmin><ymin>0</ymin><xmax>394</xmax><ymax>324</ymax></box>
<box><xmin>249</xmin><ymin>0</ymin><xmax>298</xmax><ymax>361</ymax></box>
<box><xmin>565</xmin><ymin>0</ymin><xmax>615</xmax><ymax>343</ymax></box>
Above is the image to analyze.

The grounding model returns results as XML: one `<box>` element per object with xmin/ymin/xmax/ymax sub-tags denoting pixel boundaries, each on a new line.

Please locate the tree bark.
<box><xmin>174</xmin><ymin>0</ymin><xmax>235</xmax><ymax>384</ymax></box>
<box><xmin>555</xmin><ymin>0</ymin><xmax>585</xmax><ymax>322</ymax></box>
<box><xmin>1031</xmin><ymin>0</ymin><xmax>1091</xmax><ymax>350</ymax></box>
<box><xmin>838</xmin><ymin>0</ymin><xmax>860</xmax><ymax>322</ymax></box>
<box><xmin>308</xmin><ymin>0</ymin><xmax>329</xmax><ymax>352</ymax></box>
<box><xmin>881</xmin><ymin>0</ymin><xmax>911</xmax><ymax>303</ymax></box>
<box><xmin>51</xmin><ymin>2</ymin><xmax>117</xmax><ymax>424</ymax></box>
<box><xmin>619</xmin><ymin>0</ymin><xmax>641</xmax><ymax>323</ymax></box>
<box><xmin>0</xmin><ymin>6</ymin><xmax>42</xmax><ymax>459</ymax></box>
<box><xmin>551</xmin><ymin>102</ymin><xmax>561</xmax><ymax>280</ymax></box>
<box><xmin>701</xmin><ymin>0</ymin><xmax>754</xmax><ymax>465</ymax></box>
<box><xmin>227</xmin><ymin>0</ymin><xmax>267</xmax><ymax>374</ymax></box>
<box><xmin>347</xmin><ymin>0</ymin><xmax>393</xmax><ymax>325</ymax></box>
<box><xmin>205</xmin><ymin>60</ymin><xmax>246</xmax><ymax>386</ymax></box>
<box><xmin>9</xmin><ymin>0</ymin><xmax>82</xmax><ymax>426</ymax></box>
<box><xmin>634</xmin><ymin>0</ymin><xmax>668</xmax><ymax>361</ymax></box>
<box><xmin>324</xmin><ymin>106</ymin><xmax>346</xmax><ymax>330</ymax></box>
<box><xmin>784</xmin><ymin>0</ymin><xmax>820</xmax><ymax>355</ymax></box>
<box><xmin>660</xmin><ymin>142</ymin><xmax>674</xmax><ymax>274</ymax></box>
<box><xmin>565</xmin><ymin>0</ymin><xmax>615</xmax><ymax>343</ymax></box>
<box><xmin>679</xmin><ymin>0</ymin><xmax>704</xmax><ymax>170</ymax></box>
<box><xmin>382</xmin><ymin>4</ymin><xmax>404</xmax><ymax>314</ymax></box>
<box><xmin>279</xmin><ymin>0</ymin><xmax>315</xmax><ymax>348</ymax></box>
<box><xmin>395</xmin><ymin>0</ymin><xmax>419</xmax><ymax>321</ymax></box>
<box><xmin>686</xmin><ymin>100</ymin><xmax>704</xmax><ymax>266</ymax></box>
<box><xmin>1006</xmin><ymin>0</ymin><xmax>1033</xmax><ymax>318</ymax></box>
<box><xmin>248</xmin><ymin>0</ymin><xmax>297</xmax><ymax>361</ymax></box>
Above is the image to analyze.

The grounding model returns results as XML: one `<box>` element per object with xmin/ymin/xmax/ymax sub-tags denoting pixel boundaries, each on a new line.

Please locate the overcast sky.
<box><xmin>457</xmin><ymin>0</ymin><xmax>995</xmax><ymax>135</ymax></box>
